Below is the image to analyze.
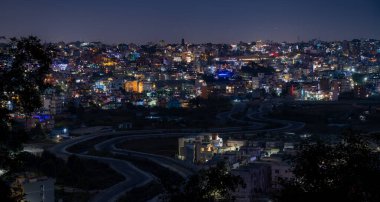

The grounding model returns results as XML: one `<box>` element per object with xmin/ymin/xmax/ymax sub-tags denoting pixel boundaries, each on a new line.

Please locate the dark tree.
<box><xmin>0</xmin><ymin>36</ymin><xmax>52</xmax><ymax>199</ymax></box>
<box><xmin>189</xmin><ymin>96</ymin><xmax>232</xmax><ymax>111</ymax></box>
<box><xmin>0</xmin><ymin>179</ymin><xmax>15</xmax><ymax>202</ymax></box>
<box><xmin>2</xmin><ymin>36</ymin><xmax>51</xmax><ymax>114</ymax></box>
<box><xmin>278</xmin><ymin>130</ymin><xmax>380</xmax><ymax>202</ymax></box>
<box><xmin>165</xmin><ymin>162</ymin><xmax>246</xmax><ymax>202</ymax></box>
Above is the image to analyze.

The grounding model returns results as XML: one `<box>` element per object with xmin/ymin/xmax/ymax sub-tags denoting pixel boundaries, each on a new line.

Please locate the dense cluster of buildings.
<box><xmin>2</xmin><ymin>38</ymin><xmax>380</xmax><ymax>201</ymax></box>
<box><xmin>1</xmin><ymin>38</ymin><xmax>380</xmax><ymax>130</ymax></box>
<box><xmin>178</xmin><ymin>133</ymin><xmax>295</xmax><ymax>201</ymax></box>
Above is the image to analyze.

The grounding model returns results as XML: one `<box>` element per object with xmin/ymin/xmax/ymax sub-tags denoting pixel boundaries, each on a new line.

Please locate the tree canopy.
<box><xmin>279</xmin><ymin>130</ymin><xmax>380</xmax><ymax>202</ymax></box>
<box><xmin>165</xmin><ymin>161</ymin><xmax>246</xmax><ymax>202</ymax></box>
<box><xmin>0</xmin><ymin>36</ymin><xmax>52</xmax><ymax>200</ymax></box>
<box><xmin>1</xmin><ymin>36</ymin><xmax>51</xmax><ymax>114</ymax></box>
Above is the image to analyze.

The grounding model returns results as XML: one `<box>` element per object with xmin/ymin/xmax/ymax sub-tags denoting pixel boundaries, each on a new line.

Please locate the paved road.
<box><xmin>49</xmin><ymin>99</ymin><xmax>305</xmax><ymax>201</ymax></box>
<box><xmin>216</xmin><ymin>102</ymin><xmax>266</xmax><ymax>130</ymax></box>
<box><xmin>49</xmin><ymin>132</ymin><xmax>153</xmax><ymax>202</ymax></box>
<box><xmin>246</xmin><ymin>100</ymin><xmax>305</xmax><ymax>133</ymax></box>
<box><xmin>95</xmin><ymin>134</ymin><xmax>197</xmax><ymax>178</ymax></box>
<box><xmin>216</xmin><ymin>100</ymin><xmax>305</xmax><ymax>133</ymax></box>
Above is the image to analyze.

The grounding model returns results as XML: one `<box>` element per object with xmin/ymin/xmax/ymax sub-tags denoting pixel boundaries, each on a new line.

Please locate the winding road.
<box><xmin>49</xmin><ymin>99</ymin><xmax>305</xmax><ymax>201</ymax></box>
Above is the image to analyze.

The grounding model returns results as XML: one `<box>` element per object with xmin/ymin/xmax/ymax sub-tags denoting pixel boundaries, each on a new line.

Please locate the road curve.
<box><xmin>49</xmin><ymin>132</ymin><xmax>153</xmax><ymax>202</ymax></box>
<box><xmin>49</xmin><ymin>99</ymin><xmax>305</xmax><ymax>201</ymax></box>
<box><xmin>94</xmin><ymin>134</ymin><xmax>197</xmax><ymax>178</ymax></box>
<box><xmin>246</xmin><ymin>101</ymin><xmax>305</xmax><ymax>133</ymax></box>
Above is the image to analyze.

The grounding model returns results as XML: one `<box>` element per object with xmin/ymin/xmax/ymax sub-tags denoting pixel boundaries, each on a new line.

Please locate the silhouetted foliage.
<box><xmin>1</xmin><ymin>36</ymin><xmax>51</xmax><ymax>114</ymax></box>
<box><xmin>352</xmin><ymin>73</ymin><xmax>366</xmax><ymax>85</ymax></box>
<box><xmin>241</xmin><ymin>62</ymin><xmax>275</xmax><ymax>76</ymax></box>
<box><xmin>278</xmin><ymin>130</ymin><xmax>380</xmax><ymax>202</ymax></box>
<box><xmin>164</xmin><ymin>161</ymin><xmax>246</xmax><ymax>202</ymax></box>
<box><xmin>0</xmin><ymin>36</ymin><xmax>51</xmax><ymax>155</ymax></box>
<box><xmin>0</xmin><ymin>178</ymin><xmax>15</xmax><ymax>202</ymax></box>
<box><xmin>118</xmin><ymin>181</ymin><xmax>162</xmax><ymax>202</ymax></box>
<box><xmin>29</xmin><ymin>123</ymin><xmax>46</xmax><ymax>139</ymax></box>
<box><xmin>189</xmin><ymin>96</ymin><xmax>231</xmax><ymax>111</ymax></box>
<box><xmin>0</xmin><ymin>36</ymin><xmax>52</xmax><ymax>200</ymax></box>
<box><xmin>11</xmin><ymin>151</ymin><xmax>124</xmax><ymax>190</ymax></box>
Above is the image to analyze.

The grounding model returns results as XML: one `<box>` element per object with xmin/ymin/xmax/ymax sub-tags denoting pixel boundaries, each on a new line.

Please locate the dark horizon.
<box><xmin>1</xmin><ymin>0</ymin><xmax>380</xmax><ymax>44</ymax></box>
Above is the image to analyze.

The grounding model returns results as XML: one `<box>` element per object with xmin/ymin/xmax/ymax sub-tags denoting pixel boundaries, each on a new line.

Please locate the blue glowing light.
<box><xmin>33</xmin><ymin>114</ymin><xmax>51</xmax><ymax>122</ymax></box>
<box><xmin>216</xmin><ymin>70</ymin><xmax>233</xmax><ymax>78</ymax></box>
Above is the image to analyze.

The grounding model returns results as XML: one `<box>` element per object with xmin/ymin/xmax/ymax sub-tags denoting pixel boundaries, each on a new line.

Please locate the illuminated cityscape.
<box><xmin>1</xmin><ymin>0</ymin><xmax>380</xmax><ymax>202</ymax></box>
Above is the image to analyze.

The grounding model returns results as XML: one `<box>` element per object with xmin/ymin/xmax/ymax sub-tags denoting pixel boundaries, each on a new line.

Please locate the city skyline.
<box><xmin>1</xmin><ymin>0</ymin><xmax>380</xmax><ymax>44</ymax></box>
<box><xmin>2</xmin><ymin>1</ymin><xmax>380</xmax><ymax>202</ymax></box>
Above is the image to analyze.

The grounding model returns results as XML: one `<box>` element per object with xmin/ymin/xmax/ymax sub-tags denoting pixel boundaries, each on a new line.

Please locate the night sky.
<box><xmin>1</xmin><ymin>0</ymin><xmax>380</xmax><ymax>44</ymax></box>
